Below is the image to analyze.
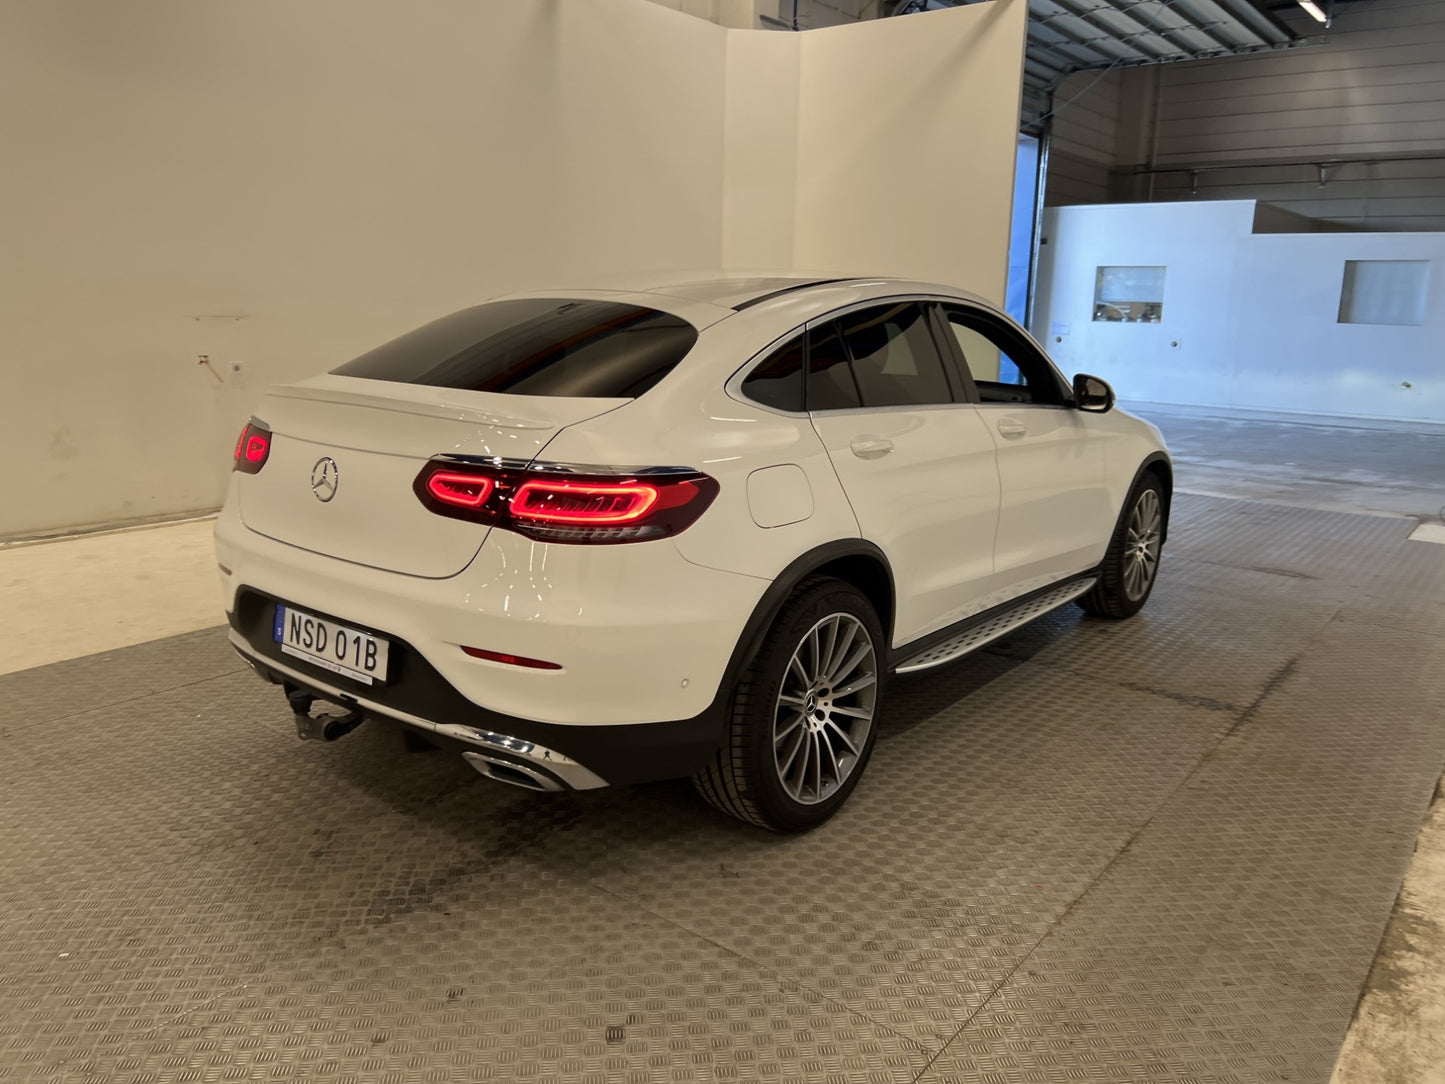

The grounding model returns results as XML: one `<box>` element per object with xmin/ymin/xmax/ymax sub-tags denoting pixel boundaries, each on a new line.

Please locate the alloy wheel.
<box><xmin>1123</xmin><ymin>488</ymin><xmax>1162</xmax><ymax>600</ymax></box>
<box><xmin>772</xmin><ymin>613</ymin><xmax>878</xmax><ymax>805</ymax></box>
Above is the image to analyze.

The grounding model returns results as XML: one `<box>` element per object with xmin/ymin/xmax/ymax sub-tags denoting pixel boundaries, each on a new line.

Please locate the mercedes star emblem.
<box><xmin>310</xmin><ymin>457</ymin><xmax>339</xmax><ymax>502</ymax></box>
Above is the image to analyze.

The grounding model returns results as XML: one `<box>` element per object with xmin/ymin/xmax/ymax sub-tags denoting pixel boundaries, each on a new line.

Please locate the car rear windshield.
<box><xmin>332</xmin><ymin>298</ymin><xmax>699</xmax><ymax>398</ymax></box>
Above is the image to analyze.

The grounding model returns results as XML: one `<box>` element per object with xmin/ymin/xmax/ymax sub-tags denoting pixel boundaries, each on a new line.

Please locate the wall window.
<box><xmin>1094</xmin><ymin>266</ymin><xmax>1166</xmax><ymax>323</ymax></box>
<box><xmin>1338</xmin><ymin>260</ymin><xmax>1430</xmax><ymax>326</ymax></box>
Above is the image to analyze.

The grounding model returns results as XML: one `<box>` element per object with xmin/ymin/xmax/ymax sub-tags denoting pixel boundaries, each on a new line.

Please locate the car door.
<box><xmin>938</xmin><ymin>303</ymin><xmax>1114</xmax><ymax>597</ymax></box>
<box><xmin>806</xmin><ymin>300</ymin><xmax>1001</xmax><ymax>647</ymax></box>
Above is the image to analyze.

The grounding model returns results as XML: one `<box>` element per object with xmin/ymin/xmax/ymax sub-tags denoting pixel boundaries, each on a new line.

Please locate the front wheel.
<box><xmin>1079</xmin><ymin>474</ymin><xmax>1165</xmax><ymax>619</ymax></box>
<box><xmin>694</xmin><ymin>578</ymin><xmax>886</xmax><ymax>832</ymax></box>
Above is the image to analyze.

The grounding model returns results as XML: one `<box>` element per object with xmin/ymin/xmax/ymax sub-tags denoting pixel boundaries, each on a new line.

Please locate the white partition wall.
<box><xmin>790</xmin><ymin>0</ymin><xmax>1027</xmax><ymax>298</ymax></box>
<box><xmin>1033</xmin><ymin>200</ymin><xmax>1445</xmax><ymax>422</ymax></box>
<box><xmin>0</xmin><ymin>0</ymin><xmax>1026</xmax><ymax>537</ymax></box>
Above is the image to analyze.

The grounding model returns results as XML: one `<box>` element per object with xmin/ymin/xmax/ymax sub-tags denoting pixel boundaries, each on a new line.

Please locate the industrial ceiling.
<box><xmin>889</xmin><ymin>0</ymin><xmax>1305</xmax><ymax>127</ymax></box>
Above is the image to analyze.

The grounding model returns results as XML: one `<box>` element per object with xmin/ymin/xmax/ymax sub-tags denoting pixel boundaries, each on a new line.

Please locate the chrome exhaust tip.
<box><xmin>462</xmin><ymin>751</ymin><xmax>566</xmax><ymax>792</ymax></box>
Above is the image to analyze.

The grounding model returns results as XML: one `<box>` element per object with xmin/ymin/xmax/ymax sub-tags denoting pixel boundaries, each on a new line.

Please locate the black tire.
<box><xmin>693</xmin><ymin>577</ymin><xmax>886</xmax><ymax>832</ymax></box>
<box><xmin>1078</xmin><ymin>473</ymin><xmax>1165</xmax><ymax>619</ymax></box>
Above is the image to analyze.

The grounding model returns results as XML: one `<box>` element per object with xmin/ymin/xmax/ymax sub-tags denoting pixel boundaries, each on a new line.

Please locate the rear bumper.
<box><xmin>216</xmin><ymin>486</ymin><xmax>773</xmax><ymax>786</ymax></box>
<box><xmin>215</xmin><ymin>490</ymin><xmax>768</xmax><ymax>726</ymax></box>
<box><xmin>228</xmin><ymin>604</ymin><xmax>730</xmax><ymax>789</ymax></box>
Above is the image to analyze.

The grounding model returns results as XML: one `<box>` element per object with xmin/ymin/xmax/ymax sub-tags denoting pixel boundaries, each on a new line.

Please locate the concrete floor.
<box><xmin>0</xmin><ymin>517</ymin><xmax>221</xmax><ymax>676</ymax></box>
<box><xmin>1136</xmin><ymin>401</ymin><xmax>1445</xmax><ymax>521</ymax></box>
<box><xmin>1130</xmin><ymin>402</ymin><xmax>1445</xmax><ymax>1084</ymax></box>
<box><xmin>1</xmin><ymin>402</ymin><xmax>1442</xmax><ymax>1083</ymax></box>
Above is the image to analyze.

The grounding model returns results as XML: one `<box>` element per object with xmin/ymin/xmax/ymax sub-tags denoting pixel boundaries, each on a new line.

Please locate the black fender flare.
<box><xmin>718</xmin><ymin>539</ymin><xmax>895</xmax><ymax>694</ymax></box>
<box><xmin>1123</xmin><ymin>451</ymin><xmax>1174</xmax><ymax>544</ymax></box>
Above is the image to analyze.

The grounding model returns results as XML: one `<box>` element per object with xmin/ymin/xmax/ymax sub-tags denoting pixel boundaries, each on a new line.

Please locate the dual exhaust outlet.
<box><xmin>285</xmin><ymin>684</ymin><xmax>565</xmax><ymax>793</ymax></box>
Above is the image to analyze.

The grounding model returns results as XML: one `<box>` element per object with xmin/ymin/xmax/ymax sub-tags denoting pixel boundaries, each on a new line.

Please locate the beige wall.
<box><xmin>792</xmin><ymin>0</ymin><xmax>1028</xmax><ymax>299</ymax></box>
<box><xmin>722</xmin><ymin>32</ymin><xmax>802</xmax><ymax>269</ymax></box>
<box><xmin>1</xmin><ymin>0</ymin><xmax>1024</xmax><ymax>538</ymax></box>
<box><xmin>0</xmin><ymin>0</ymin><xmax>729</xmax><ymax>538</ymax></box>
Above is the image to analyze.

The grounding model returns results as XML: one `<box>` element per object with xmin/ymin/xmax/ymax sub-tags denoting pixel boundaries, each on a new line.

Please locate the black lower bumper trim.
<box><xmin>230</xmin><ymin>588</ymin><xmax>729</xmax><ymax>787</ymax></box>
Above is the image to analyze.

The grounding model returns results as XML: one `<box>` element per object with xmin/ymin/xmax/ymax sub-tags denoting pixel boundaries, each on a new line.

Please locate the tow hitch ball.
<box><xmin>285</xmin><ymin>684</ymin><xmax>366</xmax><ymax>742</ymax></box>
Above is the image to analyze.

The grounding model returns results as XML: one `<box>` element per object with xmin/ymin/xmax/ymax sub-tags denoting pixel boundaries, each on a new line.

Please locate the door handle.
<box><xmin>995</xmin><ymin>419</ymin><xmax>1028</xmax><ymax>439</ymax></box>
<box><xmin>849</xmin><ymin>436</ymin><xmax>894</xmax><ymax>459</ymax></box>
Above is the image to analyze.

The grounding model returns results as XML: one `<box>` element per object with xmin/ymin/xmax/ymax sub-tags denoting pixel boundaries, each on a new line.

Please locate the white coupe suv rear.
<box><xmin>217</xmin><ymin>275</ymin><xmax>1170</xmax><ymax>831</ymax></box>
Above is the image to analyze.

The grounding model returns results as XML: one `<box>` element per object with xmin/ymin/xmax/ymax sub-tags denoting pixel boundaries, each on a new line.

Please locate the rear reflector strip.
<box><xmin>461</xmin><ymin>645</ymin><xmax>563</xmax><ymax>670</ymax></box>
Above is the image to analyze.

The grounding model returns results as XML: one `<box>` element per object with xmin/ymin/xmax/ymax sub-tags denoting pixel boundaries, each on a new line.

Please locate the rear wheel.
<box><xmin>1079</xmin><ymin>474</ymin><xmax>1165</xmax><ymax>619</ymax></box>
<box><xmin>694</xmin><ymin>578</ymin><xmax>885</xmax><ymax>832</ymax></box>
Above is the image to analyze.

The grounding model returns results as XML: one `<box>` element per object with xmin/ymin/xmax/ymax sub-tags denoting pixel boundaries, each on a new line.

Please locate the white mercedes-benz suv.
<box><xmin>217</xmin><ymin>275</ymin><xmax>1170</xmax><ymax>831</ymax></box>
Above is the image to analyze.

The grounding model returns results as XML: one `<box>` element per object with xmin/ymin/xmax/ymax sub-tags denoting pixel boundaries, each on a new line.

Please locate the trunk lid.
<box><xmin>237</xmin><ymin>375</ymin><xmax>626</xmax><ymax>577</ymax></box>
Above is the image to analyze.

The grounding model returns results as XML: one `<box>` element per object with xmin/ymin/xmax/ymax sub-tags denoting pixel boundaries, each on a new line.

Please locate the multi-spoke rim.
<box><xmin>1123</xmin><ymin>488</ymin><xmax>1162</xmax><ymax>600</ymax></box>
<box><xmin>772</xmin><ymin>613</ymin><xmax>877</xmax><ymax>806</ymax></box>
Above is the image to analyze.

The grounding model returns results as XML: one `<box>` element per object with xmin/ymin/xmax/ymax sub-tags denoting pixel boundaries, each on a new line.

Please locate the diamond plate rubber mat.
<box><xmin>2</xmin><ymin>494</ymin><xmax>1443</xmax><ymax>1083</ymax></box>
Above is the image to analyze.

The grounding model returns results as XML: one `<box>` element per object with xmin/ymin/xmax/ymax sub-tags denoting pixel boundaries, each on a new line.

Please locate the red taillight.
<box><xmin>413</xmin><ymin>461</ymin><xmax>718</xmax><ymax>544</ymax></box>
<box><xmin>233</xmin><ymin>421</ymin><xmax>271</xmax><ymax>474</ymax></box>
<box><xmin>510</xmin><ymin>481</ymin><xmax>660</xmax><ymax>525</ymax></box>
<box><xmin>426</xmin><ymin>471</ymin><xmax>495</xmax><ymax>508</ymax></box>
<box><xmin>461</xmin><ymin>645</ymin><xmax>563</xmax><ymax>670</ymax></box>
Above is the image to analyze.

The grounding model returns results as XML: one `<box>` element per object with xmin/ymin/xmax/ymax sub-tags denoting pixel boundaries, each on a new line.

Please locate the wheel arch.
<box><xmin>721</xmin><ymin>540</ymin><xmax>895</xmax><ymax>692</ymax></box>
<box><xmin>1135</xmin><ymin>452</ymin><xmax>1173</xmax><ymax>544</ymax></box>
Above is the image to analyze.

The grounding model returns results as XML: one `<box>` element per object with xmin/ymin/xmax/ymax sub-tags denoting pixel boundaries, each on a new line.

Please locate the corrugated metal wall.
<box><xmin>1039</xmin><ymin>0</ymin><xmax>1445</xmax><ymax>230</ymax></box>
<box><xmin>1143</xmin><ymin>0</ymin><xmax>1445</xmax><ymax>230</ymax></box>
<box><xmin>1045</xmin><ymin>69</ymin><xmax>1122</xmax><ymax>205</ymax></box>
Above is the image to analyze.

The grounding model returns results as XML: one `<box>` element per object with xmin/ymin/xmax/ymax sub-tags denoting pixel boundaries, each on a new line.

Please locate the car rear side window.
<box><xmin>332</xmin><ymin>298</ymin><xmax>699</xmax><ymax>398</ymax></box>
<box><xmin>741</xmin><ymin>335</ymin><xmax>805</xmax><ymax>412</ymax></box>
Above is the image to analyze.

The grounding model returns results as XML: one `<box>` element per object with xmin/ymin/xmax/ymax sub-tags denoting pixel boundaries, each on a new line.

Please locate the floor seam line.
<box><xmin>907</xmin><ymin>616</ymin><xmax>1333</xmax><ymax>1081</ymax></box>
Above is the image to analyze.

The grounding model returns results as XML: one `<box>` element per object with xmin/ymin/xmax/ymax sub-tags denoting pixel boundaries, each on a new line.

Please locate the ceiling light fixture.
<box><xmin>1297</xmin><ymin>0</ymin><xmax>1329</xmax><ymax>24</ymax></box>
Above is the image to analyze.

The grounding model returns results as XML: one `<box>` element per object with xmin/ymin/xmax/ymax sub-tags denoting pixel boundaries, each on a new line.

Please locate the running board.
<box><xmin>894</xmin><ymin>578</ymin><xmax>1097</xmax><ymax>674</ymax></box>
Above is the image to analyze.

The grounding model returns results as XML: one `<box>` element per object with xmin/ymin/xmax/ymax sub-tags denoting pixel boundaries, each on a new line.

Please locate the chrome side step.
<box><xmin>895</xmin><ymin>578</ymin><xmax>1096</xmax><ymax>674</ymax></box>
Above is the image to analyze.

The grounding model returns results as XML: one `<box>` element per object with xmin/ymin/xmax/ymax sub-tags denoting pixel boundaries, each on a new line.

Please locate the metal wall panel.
<box><xmin>1145</xmin><ymin>0</ymin><xmax>1445</xmax><ymax>229</ymax></box>
<box><xmin>1045</xmin><ymin>69</ymin><xmax>1121</xmax><ymax>205</ymax></box>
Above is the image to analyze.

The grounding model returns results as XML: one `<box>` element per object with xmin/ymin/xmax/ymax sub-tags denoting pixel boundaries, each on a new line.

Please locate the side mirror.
<box><xmin>1073</xmin><ymin>373</ymin><xmax>1115</xmax><ymax>413</ymax></box>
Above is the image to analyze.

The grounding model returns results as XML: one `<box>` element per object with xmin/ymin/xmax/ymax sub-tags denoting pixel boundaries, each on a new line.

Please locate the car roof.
<box><xmin>641</xmin><ymin>276</ymin><xmax>853</xmax><ymax>309</ymax></box>
<box><xmin>486</xmin><ymin>274</ymin><xmax>1013</xmax><ymax>354</ymax></box>
<box><xmin>498</xmin><ymin>271</ymin><xmax>997</xmax><ymax>315</ymax></box>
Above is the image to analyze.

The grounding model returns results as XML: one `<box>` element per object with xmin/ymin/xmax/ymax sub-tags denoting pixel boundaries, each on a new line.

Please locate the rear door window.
<box><xmin>332</xmin><ymin>298</ymin><xmax>698</xmax><ymax>398</ymax></box>
<box><xmin>835</xmin><ymin>302</ymin><xmax>955</xmax><ymax>408</ymax></box>
<box><xmin>806</xmin><ymin>322</ymin><xmax>863</xmax><ymax>411</ymax></box>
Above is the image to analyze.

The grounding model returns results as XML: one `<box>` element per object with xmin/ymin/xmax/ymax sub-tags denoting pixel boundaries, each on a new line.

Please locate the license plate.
<box><xmin>273</xmin><ymin>605</ymin><xmax>390</xmax><ymax>685</ymax></box>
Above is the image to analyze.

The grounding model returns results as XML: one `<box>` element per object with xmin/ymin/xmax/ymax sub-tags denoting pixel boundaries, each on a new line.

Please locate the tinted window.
<box><xmin>836</xmin><ymin>303</ymin><xmax>954</xmax><ymax>408</ymax></box>
<box><xmin>333</xmin><ymin>299</ymin><xmax>698</xmax><ymax>398</ymax></box>
<box><xmin>807</xmin><ymin>322</ymin><xmax>862</xmax><ymax>410</ymax></box>
<box><xmin>741</xmin><ymin>335</ymin><xmax>805</xmax><ymax>412</ymax></box>
<box><xmin>944</xmin><ymin>307</ymin><xmax>1066</xmax><ymax>406</ymax></box>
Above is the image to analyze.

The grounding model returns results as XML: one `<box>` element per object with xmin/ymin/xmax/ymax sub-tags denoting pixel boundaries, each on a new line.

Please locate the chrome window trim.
<box><xmin>724</xmin><ymin>292</ymin><xmax>974</xmax><ymax>418</ymax></box>
<box><xmin>937</xmin><ymin>300</ymin><xmax>1075</xmax><ymax>406</ymax></box>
